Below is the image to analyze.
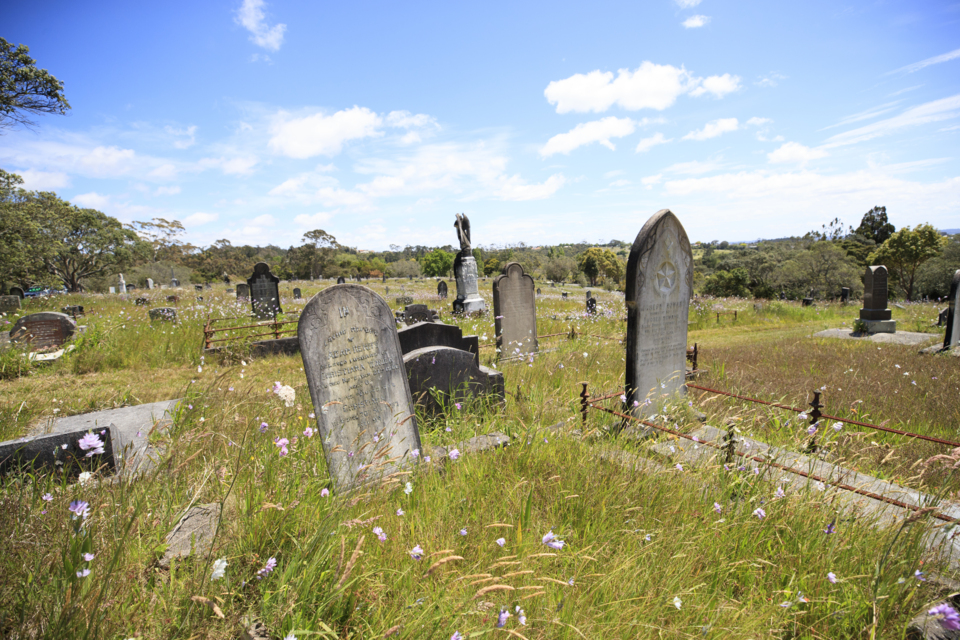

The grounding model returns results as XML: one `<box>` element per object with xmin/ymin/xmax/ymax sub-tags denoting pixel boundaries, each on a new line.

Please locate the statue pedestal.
<box><xmin>454</xmin><ymin>256</ymin><xmax>485</xmax><ymax>314</ymax></box>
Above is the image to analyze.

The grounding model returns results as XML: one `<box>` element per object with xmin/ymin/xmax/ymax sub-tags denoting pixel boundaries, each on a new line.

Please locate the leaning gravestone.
<box><xmin>337</xmin><ymin>276</ymin><xmax>346</xmax><ymax>285</ymax></box>
<box><xmin>10</xmin><ymin>312</ymin><xmax>77</xmax><ymax>349</ymax></box>
<box><xmin>0</xmin><ymin>295</ymin><xmax>21</xmax><ymax>314</ymax></box>
<box><xmin>293</xmin><ymin>287</ymin><xmax>302</xmax><ymax>300</ymax></box>
<box><xmin>625</xmin><ymin>209</ymin><xmax>693</xmax><ymax>419</ymax></box>
<box><xmin>248</xmin><ymin>262</ymin><xmax>282</xmax><ymax>319</ymax></box>
<box><xmin>149</xmin><ymin>307</ymin><xmax>177</xmax><ymax>322</ymax></box>
<box><xmin>943</xmin><ymin>269</ymin><xmax>960</xmax><ymax>351</ymax></box>
<box><xmin>10</xmin><ymin>286</ymin><xmax>24</xmax><ymax>299</ymax></box>
<box><xmin>438</xmin><ymin>281</ymin><xmax>448</xmax><ymax>299</ymax></box>
<box><xmin>0</xmin><ymin>428</ymin><xmax>117</xmax><ymax>480</ymax></box>
<box><xmin>858</xmin><ymin>265</ymin><xmax>895</xmax><ymax>333</ymax></box>
<box><xmin>236</xmin><ymin>283</ymin><xmax>250</xmax><ymax>300</ymax></box>
<box><xmin>299</xmin><ymin>284</ymin><xmax>421</xmax><ymax>490</ymax></box>
<box><xmin>493</xmin><ymin>262</ymin><xmax>537</xmax><ymax>357</ymax></box>
<box><xmin>404</xmin><ymin>346</ymin><xmax>504</xmax><ymax>414</ymax></box>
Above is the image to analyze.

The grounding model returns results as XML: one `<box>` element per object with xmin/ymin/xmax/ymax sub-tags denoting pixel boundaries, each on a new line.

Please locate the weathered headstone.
<box><xmin>126</xmin><ymin>284</ymin><xmax>135</xmax><ymax>292</ymax></box>
<box><xmin>438</xmin><ymin>281</ymin><xmax>448</xmax><ymax>299</ymax></box>
<box><xmin>10</xmin><ymin>312</ymin><xmax>77</xmax><ymax>349</ymax></box>
<box><xmin>194</xmin><ymin>284</ymin><xmax>203</xmax><ymax>292</ymax></box>
<box><xmin>247</xmin><ymin>262</ymin><xmax>282</xmax><ymax>319</ymax></box>
<box><xmin>146</xmin><ymin>278</ymin><xmax>154</xmax><ymax>290</ymax></box>
<box><xmin>166</xmin><ymin>295</ymin><xmax>179</xmax><ymax>304</ymax></box>
<box><xmin>337</xmin><ymin>276</ymin><xmax>346</xmax><ymax>284</ymax></box>
<box><xmin>402</xmin><ymin>304</ymin><xmax>438</xmax><ymax>325</ymax></box>
<box><xmin>395</xmin><ymin>296</ymin><xmax>414</xmax><ymax>306</ymax></box>
<box><xmin>625</xmin><ymin>209</ymin><xmax>693</xmax><ymax>419</ymax></box>
<box><xmin>293</xmin><ymin>288</ymin><xmax>302</xmax><ymax>300</ymax></box>
<box><xmin>858</xmin><ymin>265</ymin><xmax>895</xmax><ymax>333</ymax></box>
<box><xmin>943</xmin><ymin>269</ymin><xmax>960</xmax><ymax>351</ymax></box>
<box><xmin>0</xmin><ymin>295</ymin><xmax>21</xmax><ymax>314</ymax></box>
<box><xmin>236</xmin><ymin>283</ymin><xmax>250</xmax><ymax>299</ymax></box>
<box><xmin>452</xmin><ymin>213</ymin><xmax>486</xmax><ymax>314</ymax></box>
<box><xmin>561</xmin><ymin>292</ymin><xmax>568</xmax><ymax>299</ymax></box>
<box><xmin>397</xmin><ymin>321</ymin><xmax>480</xmax><ymax>365</ymax></box>
<box><xmin>382</xmin><ymin>274</ymin><xmax>387</xmax><ymax>283</ymax></box>
<box><xmin>109</xmin><ymin>287</ymin><xmax>116</xmax><ymax>294</ymax></box>
<box><xmin>171</xmin><ymin>278</ymin><xmax>180</xmax><ymax>287</ymax></box>
<box><xmin>536</xmin><ymin>288</ymin><xmax>541</xmax><ymax>296</ymax></box>
<box><xmin>586</xmin><ymin>297</ymin><xmax>597</xmax><ymax>314</ymax></box>
<box><xmin>9</xmin><ymin>286</ymin><xmax>24</xmax><ymax>299</ymax></box>
<box><xmin>586</xmin><ymin>291</ymin><xmax>592</xmax><ymax>300</ymax></box>
<box><xmin>149</xmin><ymin>307</ymin><xmax>177</xmax><ymax>322</ymax></box>
<box><xmin>802</xmin><ymin>298</ymin><xmax>814</xmax><ymax>307</ymax></box>
<box><xmin>61</xmin><ymin>305</ymin><xmax>84</xmax><ymax>317</ymax></box>
<box><xmin>135</xmin><ymin>297</ymin><xmax>148</xmax><ymax>306</ymax></box>
<box><xmin>840</xmin><ymin>287</ymin><xmax>850</xmax><ymax>303</ymax></box>
<box><xmin>299</xmin><ymin>284</ymin><xmax>421</xmax><ymax>490</ymax></box>
<box><xmin>403</xmin><ymin>346</ymin><xmax>504</xmax><ymax>414</ymax></box>
<box><xmin>493</xmin><ymin>262</ymin><xmax>537</xmax><ymax>357</ymax></box>
<box><xmin>939</xmin><ymin>307</ymin><xmax>949</xmax><ymax>327</ymax></box>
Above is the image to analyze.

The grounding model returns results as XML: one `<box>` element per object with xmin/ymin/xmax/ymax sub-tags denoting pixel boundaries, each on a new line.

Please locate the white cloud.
<box><xmin>316</xmin><ymin>187</ymin><xmax>373</xmax><ymax>208</ymax></box>
<box><xmin>674</xmin><ymin>0</ymin><xmax>701</xmax><ymax>6</ymax></box>
<box><xmin>755</xmin><ymin>73</ymin><xmax>787</xmax><ymax>88</ymax></box>
<box><xmin>609</xmin><ymin>179</ymin><xmax>632</xmax><ymax>187</ymax></box>
<box><xmin>767</xmin><ymin>142</ymin><xmax>829</xmax><ymax>165</ymax></box>
<box><xmin>184</xmin><ymin>212</ymin><xmax>219</xmax><ymax>226</ymax></box>
<box><xmin>154</xmin><ymin>185</ymin><xmax>181</xmax><ymax>196</ymax></box>
<box><xmin>236</xmin><ymin>0</ymin><xmax>286</xmax><ymax>51</ymax></box>
<box><xmin>664</xmin><ymin>159</ymin><xmax>727</xmax><ymax>174</ymax></box>
<box><xmin>496</xmin><ymin>173</ymin><xmax>566</xmax><ymax>201</ymax></box>
<box><xmin>386</xmin><ymin>111</ymin><xmax>438</xmax><ymax>130</ymax></box>
<box><xmin>682</xmin><ymin>15</ymin><xmax>710</xmax><ymax>28</ymax></box>
<box><xmin>683</xmin><ymin>118</ymin><xmax>739</xmax><ymax>141</ymax></box>
<box><xmin>251</xmin><ymin>214</ymin><xmax>275</xmax><ymax>226</ymax></box>
<box><xmin>688</xmin><ymin>73</ymin><xmax>741</xmax><ymax>98</ymax></box>
<box><xmin>401</xmin><ymin>131</ymin><xmax>422</xmax><ymax>144</ymax></box>
<box><xmin>539</xmin><ymin>117</ymin><xmax>636</xmax><ymax>156</ymax></box>
<box><xmin>544</xmin><ymin>62</ymin><xmax>695</xmax><ymax>113</ymax></box>
<box><xmin>166</xmin><ymin>125</ymin><xmax>197</xmax><ymax>149</ymax></box>
<box><xmin>635</xmin><ymin>132</ymin><xmax>671</xmax><ymax>153</ymax></box>
<box><xmin>604</xmin><ymin>169</ymin><xmax>626</xmax><ymax>178</ymax></box>
<box><xmin>269</xmin><ymin>107</ymin><xmax>383</xmax><ymax>158</ymax></box>
<box><xmin>73</xmin><ymin>192</ymin><xmax>112</xmax><ymax>209</ymax></box>
<box><xmin>200</xmin><ymin>155</ymin><xmax>259</xmax><ymax>175</ymax></box>
<box><xmin>149</xmin><ymin>164</ymin><xmax>178</xmax><ymax>180</ymax></box>
<box><xmin>641</xmin><ymin>174</ymin><xmax>663</xmax><ymax>189</ymax></box>
<box><xmin>294</xmin><ymin>212</ymin><xmax>334</xmax><ymax>228</ymax></box>
<box><xmin>746</xmin><ymin>117</ymin><xmax>772</xmax><ymax>127</ymax></box>
<box><xmin>17</xmin><ymin>170</ymin><xmax>71</xmax><ymax>190</ymax></box>
<box><xmin>888</xmin><ymin>47</ymin><xmax>960</xmax><ymax>75</ymax></box>
<box><xmin>79</xmin><ymin>146</ymin><xmax>137</xmax><ymax>176</ymax></box>
<box><xmin>819</xmin><ymin>102</ymin><xmax>901</xmax><ymax>131</ymax></box>
<box><xmin>823</xmin><ymin>94</ymin><xmax>960</xmax><ymax>148</ymax></box>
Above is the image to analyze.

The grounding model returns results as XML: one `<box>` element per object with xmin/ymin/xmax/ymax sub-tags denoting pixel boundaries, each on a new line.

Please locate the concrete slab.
<box><xmin>813</xmin><ymin>328</ymin><xmax>940</xmax><ymax>346</ymax></box>
<box><xmin>35</xmin><ymin>399</ymin><xmax>182</xmax><ymax>478</ymax></box>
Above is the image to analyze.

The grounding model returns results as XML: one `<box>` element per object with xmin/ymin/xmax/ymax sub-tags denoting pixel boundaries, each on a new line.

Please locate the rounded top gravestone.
<box><xmin>10</xmin><ymin>312</ymin><xmax>77</xmax><ymax>349</ymax></box>
<box><xmin>625</xmin><ymin>209</ymin><xmax>693</xmax><ymax>418</ymax></box>
<box><xmin>492</xmin><ymin>262</ymin><xmax>538</xmax><ymax>357</ymax></box>
<box><xmin>298</xmin><ymin>284</ymin><xmax>421</xmax><ymax>491</ymax></box>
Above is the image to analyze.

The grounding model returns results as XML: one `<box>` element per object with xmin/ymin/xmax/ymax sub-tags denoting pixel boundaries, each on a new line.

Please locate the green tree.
<box><xmin>483</xmin><ymin>257</ymin><xmax>502</xmax><ymax>276</ymax></box>
<box><xmin>0</xmin><ymin>169</ymin><xmax>60</xmax><ymax>288</ymax></box>
<box><xmin>1</xmin><ymin>38</ymin><xmax>70</xmax><ymax>130</ymax></box>
<box><xmin>129</xmin><ymin>218</ymin><xmax>192</xmax><ymax>262</ymax></box>
<box><xmin>543</xmin><ymin>256</ymin><xmax>576</xmax><ymax>282</ymax></box>
<box><xmin>914</xmin><ymin>234</ymin><xmax>960</xmax><ymax>300</ymax></box>
<box><xmin>301</xmin><ymin>229</ymin><xmax>340</xmax><ymax>279</ymax></box>
<box><xmin>774</xmin><ymin>242</ymin><xmax>862</xmax><ymax>300</ymax></box>
<box><xmin>868</xmin><ymin>224</ymin><xmax>947</xmax><ymax>301</ymax></box>
<box><xmin>577</xmin><ymin>247</ymin><xmax>605</xmax><ymax>286</ymax></box>
<box><xmin>421</xmin><ymin>249</ymin><xmax>454</xmax><ymax>277</ymax></box>
<box><xmin>702</xmin><ymin>268</ymin><xmax>751</xmax><ymax>297</ymax></box>
<box><xmin>855</xmin><ymin>206</ymin><xmax>895</xmax><ymax>245</ymax></box>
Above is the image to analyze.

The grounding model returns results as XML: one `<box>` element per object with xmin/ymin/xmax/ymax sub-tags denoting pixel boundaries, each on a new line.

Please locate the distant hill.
<box><xmin>941</xmin><ymin>229</ymin><xmax>960</xmax><ymax>235</ymax></box>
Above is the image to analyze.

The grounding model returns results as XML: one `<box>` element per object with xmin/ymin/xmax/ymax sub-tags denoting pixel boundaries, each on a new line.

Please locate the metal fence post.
<box><xmin>580</xmin><ymin>382</ymin><xmax>589</xmax><ymax>426</ymax></box>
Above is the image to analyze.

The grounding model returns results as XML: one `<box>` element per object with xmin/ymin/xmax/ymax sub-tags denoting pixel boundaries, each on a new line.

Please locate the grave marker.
<box><xmin>452</xmin><ymin>213</ymin><xmax>485</xmax><ymax>314</ymax></box>
<box><xmin>438</xmin><ymin>281</ymin><xmax>448</xmax><ymax>299</ymax></box>
<box><xmin>236</xmin><ymin>283</ymin><xmax>250</xmax><ymax>299</ymax></box>
<box><xmin>299</xmin><ymin>284</ymin><xmax>421</xmax><ymax>490</ymax></box>
<box><xmin>337</xmin><ymin>276</ymin><xmax>346</xmax><ymax>284</ymax></box>
<box><xmin>840</xmin><ymin>287</ymin><xmax>850</xmax><ymax>303</ymax></box>
<box><xmin>247</xmin><ymin>262</ymin><xmax>282</xmax><ymax>319</ymax></box>
<box><xmin>10</xmin><ymin>286</ymin><xmax>24</xmax><ymax>299</ymax></box>
<box><xmin>9</xmin><ymin>312</ymin><xmax>77</xmax><ymax>349</ymax></box>
<box><xmin>943</xmin><ymin>269</ymin><xmax>960</xmax><ymax>351</ymax></box>
<box><xmin>402</xmin><ymin>304</ymin><xmax>438</xmax><ymax>325</ymax></box>
<box><xmin>397</xmin><ymin>321</ymin><xmax>480</xmax><ymax>365</ymax></box>
<box><xmin>586</xmin><ymin>297</ymin><xmax>597</xmax><ymax>314</ymax></box>
<box><xmin>293</xmin><ymin>287</ymin><xmax>302</xmax><ymax>300</ymax></box>
<box><xmin>858</xmin><ymin>265</ymin><xmax>895</xmax><ymax>333</ymax></box>
<box><xmin>146</xmin><ymin>278</ymin><xmax>154</xmax><ymax>290</ymax></box>
<box><xmin>149</xmin><ymin>307</ymin><xmax>177</xmax><ymax>322</ymax></box>
<box><xmin>135</xmin><ymin>297</ymin><xmax>148</xmax><ymax>306</ymax></box>
<box><xmin>404</xmin><ymin>346</ymin><xmax>504</xmax><ymax>414</ymax></box>
<box><xmin>625</xmin><ymin>209</ymin><xmax>693</xmax><ymax>418</ymax></box>
<box><xmin>195</xmin><ymin>285</ymin><xmax>203</xmax><ymax>292</ymax></box>
<box><xmin>492</xmin><ymin>262</ymin><xmax>537</xmax><ymax>356</ymax></box>
<box><xmin>0</xmin><ymin>295</ymin><xmax>21</xmax><ymax>314</ymax></box>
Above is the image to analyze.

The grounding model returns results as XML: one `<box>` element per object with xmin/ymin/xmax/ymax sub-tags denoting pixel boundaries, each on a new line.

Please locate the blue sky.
<box><xmin>3</xmin><ymin>0</ymin><xmax>959</xmax><ymax>250</ymax></box>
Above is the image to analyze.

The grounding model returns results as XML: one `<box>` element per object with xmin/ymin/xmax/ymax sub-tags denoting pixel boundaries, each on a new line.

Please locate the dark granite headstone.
<box><xmin>337</xmin><ymin>276</ymin><xmax>346</xmax><ymax>284</ymax></box>
<box><xmin>586</xmin><ymin>291</ymin><xmax>592</xmax><ymax>300</ymax></box>
<box><xmin>0</xmin><ymin>295</ymin><xmax>21</xmax><ymax>314</ymax></box>
<box><xmin>840</xmin><ymin>287</ymin><xmax>850</xmax><ymax>303</ymax></box>
<box><xmin>293</xmin><ymin>288</ymin><xmax>302</xmax><ymax>300</ymax></box>
<box><xmin>247</xmin><ymin>262</ymin><xmax>282</xmax><ymax>319</ymax></box>
<box><xmin>194</xmin><ymin>284</ymin><xmax>203</xmax><ymax>292</ymax></box>
<box><xmin>859</xmin><ymin>265</ymin><xmax>895</xmax><ymax>333</ymax></box>
<box><xmin>383</xmin><ymin>274</ymin><xmax>387</xmax><ymax>283</ymax></box>
<box><xmin>561</xmin><ymin>292</ymin><xmax>568</xmax><ymax>299</ymax></box>
<box><xmin>625</xmin><ymin>209</ymin><xmax>693</xmax><ymax>419</ymax></box>
<box><xmin>403</xmin><ymin>304</ymin><xmax>438</xmax><ymax>325</ymax></box>
<box><xmin>171</xmin><ymin>278</ymin><xmax>180</xmax><ymax>287</ymax></box>
<box><xmin>9</xmin><ymin>312</ymin><xmax>77</xmax><ymax>349</ymax></box>
<box><xmin>438</xmin><ymin>281</ymin><xmax>448</xmax><ymax>299</ymax></box>
<box><xmin>403</xmin><ymin>346</ymin><xmax>504</xmax><ymax>414</ymax></box>
<box><xmin>536</xmin><ymin>288</ymin><xmax>541</xmax><ymax>296</ymax></box>
<box><xmin>587</xmin><ymin>297</ymin><xmax>597</xmax><ymax>314</ymax></box>
<box><xmin>148</xmin><ymin>307</ymin><xmax>177</xmax><ymax>322</ymax></box>
<box><xmin>0</xmin><ymin>428</ymin><xmax>117</xmax><ymax>481</ymax></box>
<box><xmin>236</xmin><ymin>283</ymin><xmax>250</xmax><ymax>300</ymax></box>
<box><xmin>9</xmin><ymin>287</ymin><xmax>24</xmax><ymax>299</ymax></box>
<box><xmin>802</xmin><ymin>298</ymin><xmax>814</xmax><ymax>307</ymax></box>
<box><xmin>944</xmin><ymin>269</ymin><xmax>960</xmax><ymax>351</ymax></box>
<box><xmin>61</xmin><ymin>305</ymin><xmax>84</xmax><ymax>318</ymax></box>
<box><xmin>493</xmin><ymin>262</ymin><xmax>537</xmax><ymax>357</ymax></box>
<box><xmin>939</xmin><ymin>307</ymin><xmax>949</xmax><ymax>327</ymax></box>
<box><xmin>126</xmin><ymin>284</ymin><xmax>136</xmax><ymax>292</ymax></box>
<box><xmin>397</xmin><ymin>321</ymin><xmax>480</xmax><ymax>366</ymax></box>
<box><xmin>298</xmin><ymin>284</ymin><xmax>420</xmax><ymax>490</ymax></box>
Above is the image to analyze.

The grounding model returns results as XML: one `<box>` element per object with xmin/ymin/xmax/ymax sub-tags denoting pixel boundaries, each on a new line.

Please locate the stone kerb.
<box><xmin>247</xmin><ymin>262</ymin><xmax>282</xmax><ymax>320</ymax></box>
<box><xmin>403</xmin><ymin>346</ymin><xmax>504</xmax><ymax>414</ymax></box>
<box><xmin>299</xmin><ymin>284</ymin><xmax>421</xmax><ymax>491</ymax></box>
<box><xmin>625</xmin><ymin>209</ymin><xmax>693</xmax><ymax>419</ymax></box>
<box><xmin>493</xmin><ymin>262</ymin><xmax>537</xmax><ymax>357</ymax></box>
<box><xmin>944</xmin><ymin>269</ymin><xmax>960</xmax><ymax>351</ymax></box>
<box><xmin>9</xmin><ymin>312</ymin><xmax>77</xmax><ymax>349</ymax></box>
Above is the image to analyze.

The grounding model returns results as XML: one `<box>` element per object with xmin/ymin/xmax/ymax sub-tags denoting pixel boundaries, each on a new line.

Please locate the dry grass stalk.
<box><xmin>474</xmin><ymin>584</ymin><xmax>515</xmax><ymax>598</ymax></box>
<box><xmin>454</xmin><ymin>573</ymin><xmax>492</xmax><ymax>582</ymax></box>
<box><xmin>505</xmin><ymin>630</ymin><xmax>530</xmax><ymax>640</ymax></box>
<box><xmin>525</xmin><ymin>553</ymin><xmax>557</xmax><ymax>558</ymax></box>
<box><xmin>485</xmin><ymin>523</ymin><xmax>514</xmax><ymax>528</ymax></box>
<box><xmin>468</xmin><ymin>576</ymin><xmax>498</xmax><ymax>586</ymax></box>
<box><xmin>501</xmin><ymin>570</ymin><xmax>534</xmax><ymax>578</ymax></box>
<box><xmin>521</xmin><ymin>591</ymin><xmax>546</xmax><ymax>600</ymax></box>
<box><xmin>517</xmin><ymin>586</ymin><xmax>543</xmax><ymax>590</ymax></box>
<box><xmin>489</xmin><ymin>561</ymin><xmax>521</xmax><ymax>569</ymax></box>
<box><xmin>383</xmin><ymin>625</ymin><xmax>401</xmax><ymax>637</ymax></box>
<box><xmin>538</xmin><ymin>576</ymin><xmax>572</xmax><ymax>586</ymax></box>
<box><xmin>426</xmin><ymin>556</ymin><xmax>464</xmax><ymax>575</ymax></box>
<box><xmin>335</xmin><ymin>535</ymin><xmax>365</xmax><ymax>589</ymax></box>
<box><xmin>428</xmin><ymin>548</ymin><xmax>455</xmax><ymax>557</ymax></box>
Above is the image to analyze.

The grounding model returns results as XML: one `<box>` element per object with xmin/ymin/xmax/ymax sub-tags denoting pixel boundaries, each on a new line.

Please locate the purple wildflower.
<box><xmin>713</xmin><ymin>502</ymin><xmax>722</xmax><ymax>514</ymax></box>
<box><xmin>256</xmin><ymin>557</ymin><xmax>277</xmax><ymax>579</ymax></box>
<box><xmin>77</xmin><ymin>432</ymin><xmax>105</xmax><ymax>457</ymax></box>
<box><xmin>542</xmin><ymin>530</ymin><xmax>565</xmax><ymax>550</ymax></box>
<box><xmin>320</xmin><ymin>488</ymin><xmax>329</xmax><ymax>498</ymax></box>
<box><xmin>451</xmin><ymin>633</ymin><xmax>464</xmax><ymax>640</ymax></box>
<box><xmin>824</xmin><ymin>521</ymin><xmax>835</xmax><ymax>535</ymax></box>
<box><xmin>259</xmin><ymin>422</ymin><xmax>268</xmax><ymax>433</ymax></box>
<box><xmin>42</xmin><ymin>493</ymin><xmax>53</xmax><ymax>502</ymax></box>
<box><xmin>496</xmin><ymin>537</ymin><xmax>506</xmax><ymax>547</ymax></box>
<box><xmin>373</xmin><ymin>526</ymin><xmax>387</xmax><ymax>542</ymax></box>
<box><xmin>83</xmin><ymin>553</ymin><xmax>95</xmax><ymax>562</ymax></box>
<box><xmin>827</xmin><ymin>572</ymin><xmax>837</xmax><ymax>583</ymax></box>
<box><xmin>68</xmin><ymin>500</ymin><xmax>90</xmax><ymax>520</ymax></box>
<box><xmin>409</xmin><ymin>545</ymin><xmax>424</xmax><ymax>560</ymax></box>
<box><xmin>496</xmin><ymin>609</ymin><xmax>510</xmax><ymax>628</ymax></box>
<box><xmin>455</xmin><ymin>403</ymin><xmax>462</xmax><ymax>410</ymax></box>
<box><xmin>753</xmin><ymin>507</ymin><xmax>766</xmax><ymax>519</ymax></box>
<box><xmin>303</xmin><ymin>426</ymin><xmax>314</xmax><ymax>437</ymax></box>
<box><xmin>396</xmin><ymin>508</ymin><xmax>404</xmax><ymax>516</ymax></box>
<box><xmin>916</xmin><ymin>569</ymin><xmax>926</xmax><ymax>581</ymax></box>
<box><xmin>929</xmin><ymin>603</ymin><xmax>960</xmax><ymax>630</ymax></box>
<box><xmin>76</xmin><ymin>569</ymin><xmax>91</xmax><ymax>578</ymax></box>
<box><xmin>774</xmin><ymin>487</ymin><xmax>785</xmax><ymax>499</ymax></box>
<box><xmin>459</xmin><ymin>528</ymin><xmax>467</xmax><ymax>536</ymax></box>
<box><xmin>449</xmin><ymin>449</ymin><xmax>461</xmax><ymax>461</ymax></box>
<box><xmin>807</xmin><ymin>423</ymin><xmax>818</xmax><ymax>435</ymax></box>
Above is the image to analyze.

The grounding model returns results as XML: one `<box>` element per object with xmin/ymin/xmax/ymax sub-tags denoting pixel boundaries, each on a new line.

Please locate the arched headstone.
<box><xmin>247</xmin><ymin>262</ymin><xmax>282</xmax><ymax>319</ymax></box>
<box><xmin>337</xmin><ymin>276</ymin><xmax>346</xmax><ymax>284</ymax></box>
<box><xmin>493</xmin><ymin>262</ymin><xmax>537</xmax><ymax>357</ymax></box>
<box><xmin>9</xmin><ymin>286</ymin><xmax>24</xmax><ymax>299</ymax></box>
<box><xmin>625</xmin><ymin>209</ymin><xmax>693</xmax><ymax>419</ymax></box>
<box><xmin>858</xmin><ymin>266</ymin><xmax>895</xmax><ymax>333</ymax></box>
<box><xmin>437</xmin><ymin>281</ymin><xmax>448</xmax><ymax>299</ymax></box>
<box><xmin>10</xmin><ymin>312</ymin><xmax>77</xmax><ymax>349</ymax></box>
<box><xmin>293</xmin><ymin>288</ymin><xmax>302</xmax><ymax>300</ymax></box>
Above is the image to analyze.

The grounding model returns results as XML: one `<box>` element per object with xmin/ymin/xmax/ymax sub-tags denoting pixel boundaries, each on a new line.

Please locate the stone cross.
<box><xmin>944</xmin><ymin>269</ymin><xmax>960</xmax><ymax>351</ymax></box>
<box><xmin>299</xmin><ymin>284</ymin><xmax>421</xmax><ymax>491</ymax></box>
<box><xmin>625</xmin><ymin>209</ymin><xmax>693</xmax><ymax>419</ymax></box>
<box><xmin>492</xmin><ymin>262</ymin><xmax>537</xmax><ymax>357</ymax></box>
<box><xmin>247</xmin><ymin>262</ymin><xmax>282</xmax><ymax>319</ymax></box>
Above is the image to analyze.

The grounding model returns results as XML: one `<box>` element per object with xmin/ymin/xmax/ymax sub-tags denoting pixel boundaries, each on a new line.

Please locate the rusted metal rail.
<box><xmin>203</xmin><ymin>314</ymin><xmax>299</xmax><ymax>349</ymax></box>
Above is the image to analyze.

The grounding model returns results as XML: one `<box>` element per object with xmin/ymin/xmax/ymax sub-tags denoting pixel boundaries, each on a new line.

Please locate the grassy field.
<box><xmin>0</xmin><ymin>280</ymin><xmax>956</xmax><ymax>639</ymax></box>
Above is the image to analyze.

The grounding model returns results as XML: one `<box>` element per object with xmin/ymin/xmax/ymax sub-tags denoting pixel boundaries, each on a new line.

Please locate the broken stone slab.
<box><xmin>0</xmin><ymin>427</ymin><xmax>117</xmax><ymax>480</ymax></box>
<box><xmin>813</xmin><ymin>328</ymin><xmax>939</xmax><ymax>347</ymax></box>
<box><xmin>160</xmin><ymin>502</ymin><xmax>221</xmax><ymax>568</ymax></box>
<box><xmin>35</xmin><ymin>399</ymin><xmax>181</xmax><ymax>478</ymax></box>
